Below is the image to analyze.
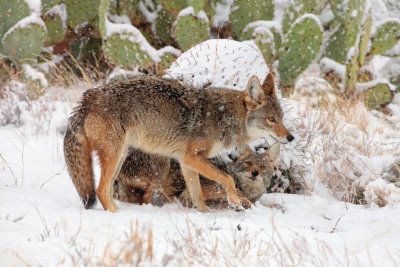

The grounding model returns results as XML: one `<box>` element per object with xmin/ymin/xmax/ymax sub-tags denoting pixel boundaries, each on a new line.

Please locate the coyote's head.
<box><xmin>244</xmin><ymin>73</ymin><xmax>294</xmax><ymax>144</ymax></box>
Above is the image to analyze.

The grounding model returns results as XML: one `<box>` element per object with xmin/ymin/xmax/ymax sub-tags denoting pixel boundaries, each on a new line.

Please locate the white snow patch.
<box><xmin>24</xmin><ymin>0</ymin><xmax>41</xmax><ymax>13</ymax></box>
<box><xmin>243</xmin><ymin>20</ymin><xmax>282</xmax><ymax>36</ymax></box>
<box><xmin>22</xmin><ymin>64</ymin><xmax>48</xmax><ymax>87</ymax></box>
<box><xmin>213</xmin><ymin>0</ymin><xmax>234</xmax><ymax>27</ymax></box>
<box><xmin>365</xmin><ymin>178</ymin><xmax>400</xmax><ymax>206</ymax></box>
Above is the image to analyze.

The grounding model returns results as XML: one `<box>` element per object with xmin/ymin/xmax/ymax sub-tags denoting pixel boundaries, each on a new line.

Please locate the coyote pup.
<box><xmin>113</xmin><ymin>143</ymin><xmax>280</xmax><ymax>208</ymax></box>
<box><xmin>64</xmin><ymin>74</ymin><xmax>293</xmax><ymax>212</ymax></box>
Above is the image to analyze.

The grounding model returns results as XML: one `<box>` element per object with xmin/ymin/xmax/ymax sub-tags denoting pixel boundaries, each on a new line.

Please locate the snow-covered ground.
<box><xmin>1</xmin><ymin>74</ymin><xmax>400</xmax><ymax>266</ymax></box>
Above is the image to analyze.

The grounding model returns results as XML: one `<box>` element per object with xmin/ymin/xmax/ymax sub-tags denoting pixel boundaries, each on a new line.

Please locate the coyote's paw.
<box><xmin>229</xmin><ymin>203</ymin><xmax>245</xmax><ymax>212</ymax></box>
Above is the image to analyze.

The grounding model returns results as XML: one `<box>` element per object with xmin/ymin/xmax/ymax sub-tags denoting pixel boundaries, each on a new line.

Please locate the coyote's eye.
<box><xmin>245</xmin><ymin>161</ymin><xmax>252</xmax><ymax>167</ymax></box>
<box><xmin>268</xmin><ymin>117</ymin><xmax>276</xmax><ymax>123</ymax></box>
<box><xmin>260</xmin><ymin>165</ymin><xmax>266</xmax><ymax>170</ymax></box>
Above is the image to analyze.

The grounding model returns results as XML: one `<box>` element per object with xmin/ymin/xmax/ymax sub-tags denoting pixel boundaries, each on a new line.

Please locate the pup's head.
<box><xmin>244</xmin><ymin>73</ymin><xmax>294</xmax><ymax>144</ymax></box>
<box><xmin>228</xmin><ymin>143</ymin><xmax>280</xmax><ymax>202</ymax></box>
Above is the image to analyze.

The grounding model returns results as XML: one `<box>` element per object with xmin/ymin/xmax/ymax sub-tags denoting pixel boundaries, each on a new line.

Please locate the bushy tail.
<box><xmin>64</xmin><ymin>108</ymin><xmax>96</xmax><ymax>209</ymax></box>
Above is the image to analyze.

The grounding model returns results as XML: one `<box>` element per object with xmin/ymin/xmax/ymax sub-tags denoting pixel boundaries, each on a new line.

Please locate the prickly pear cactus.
<box><xmin>344</xmin><ymin>47</ymin><xmax>359</xmax><ymax>97</ymax></box>
<box><xmin>278</xmin><ymin>15</ymin><xmax>323</xmax><ymax>86</ymax></box>
<box><xmin>1</xmin><ymin>16</ymin><xmax>46</xmax><ymax>62</ymax></box>
<box><xmin>172</xmin><ymin>7</ymin><xmax>209</xmax><ymax>51</ymax></box>
<box><xmin>364</xmin><ymin>83</ymin><xmax>394</xmax><ymax>109</ymax></box>
<box><xmin>44</xmin><ymin>11</ymin><xmax>66</xmax><ymax>46</ymax></box>
<box><xmin>230</xmin><ymin>0</ymin><xmax>274</xmax><ymax>38</ymax></box>
<box><xmin>42</xmin><ymin>0</ymin><xmax>62</xmax><ymax>13</ymax></box>
<box><xmin>0</xmin><ymin>0</ymin><xmax>30</xmax><ymax>39</ymax></box>
<box><xmin>325</xmin><ymin>0</ymin><xmax>365</xmax><ymax>64</ymax></box>
<box><xmin>368</xmin><ymin>20</ymin><xmax>400</xmax><ymax>57</ymax></box>
<box><xmin>157</xmin><ymin>48</ymin><xmax>180</xmax><ymax>74</ymax></box>
<box><xmin>65</xmin><ymin>0</ymin><xmax>100</xmax><ymax>28</ymax></box>
<box><xmin>358</xmin><ymin>10</ymin><xmax>372</xmax><ymax>66</ymax></box>
<box><xmin>99</xmin><ymin>0</ymin><xmax>109</xmax><ymax>38</ymax></box>
<box><xmin>159</xmin><ymin>0</ymin><xmax>188</xmax><ymax>15</ymax></box>
<box><xmin>282</xmin><ymin>0</ymin><xmax>328</xmax><ymax>35</ymax></box>
<box><xmin>155</xmin><ymin>8</ymin><xmax>175</xmax><ymax>46</ymax></box>
<box><xmin>253</xmin><ymin>27</ymin><xmax>276</xmax><ymax>64</ymax></box>
<box><xmin>325</xmin><ymin>25</ymin><xmax>347</xmax><ymax>64</ymax></box>
<box><xmin>104</xmin><ymin>34</ymin><xmax>153</xmax><ymax>69</ymax></box>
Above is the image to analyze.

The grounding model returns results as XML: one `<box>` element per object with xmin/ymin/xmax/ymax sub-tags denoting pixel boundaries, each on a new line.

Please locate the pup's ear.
<box><xmin>264</xmin><ymin>142</ymin><xmax>280</xmax><ymax>165</ymax></box>
<box><xmin>262</xmin><ymin>72</ymin><xmax>277</xmax><ymax>99</ymax></box>
<box><xmin>244</xmin><ymin>76</ymin><xmax>265</xmax><ymax>110</ymax></box>
<box><xmin>236</xmin><ymin>145</ymin><xmax>253</xmax><ymax>159</ymax></box>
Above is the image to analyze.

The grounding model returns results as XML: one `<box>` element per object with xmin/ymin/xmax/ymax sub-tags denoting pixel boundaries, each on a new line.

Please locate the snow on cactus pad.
<box><xmin>165</xmin><ymin>39</ymin><xmax>307</xmax><ymax>181</ymax></box>
<box><xmin>165</xmin><ymin>39</ymin><xmax>269</xmax><ymax>90</ymax></box>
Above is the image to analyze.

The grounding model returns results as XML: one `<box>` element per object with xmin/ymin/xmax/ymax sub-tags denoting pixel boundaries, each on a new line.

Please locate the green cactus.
<box><xmin>1</xmin><ymin>19</ymin><xmax>46</xmax><ymax>62</ymax></box>
<box><xmin>358</xmin><ymin>10</ymin><xmax>372</xmax><ymax>66</ymax></box>
<box><xmin>104</xmin><ymin>33</ymin><xmax>153</xmax><ymax>69</ymax></box>
<box><xmin>172</xmin><ymin>8</ymin><xmax>209</xmax><ymax>51</ymax></box>
<box><xmin>99</xmin><ymin>0</ymin><xmax>110</xmax><ymax>38</ymax></box>
<box><xmin>278</xmin><ymin>15</ymin><xmax>323</xmax><ymax>86</ymax></box>
<box><xmin>325</xmin><ymin>0</ymin><xmax>365</xmax><ymax>64</ymax></box>
<box><xmin>344</xmin><ymin>48</ymin><xmax>359</xmax><ymax>97</ymax></box>
<box><xmin>241</xmin><ymin>22</ymin><xmax>281</xmax><ymax>60</ymax></box>
<box><xmin>42</xmin><ymin>0</ymin><xmax>62</xmax><ymax>13</ymax></box>
<box><xmin>155</xmin><ymin>8</ymin><xmax>175</xmax><ymax>46</ymax></box>
<box><xmin>368</xmin><ymin>20</ymin><xmax>400</xmax><ymax>58</ymax></box>
<box><xmin>0</xmin><ymin>0</ymin><xmax>30</xmax><ymax>39</ymax></box>
<box><xmin>230</xmin><ymin>0</ymin><xmax>274</xmax><ymax>39</ymax></box>
<box><xmin>282</xmin><ymin>0</ymin><xmax>328</xmax><ymax>35</ymax></box>
<box><xmin>364</xmin><ymin>83</ymin><xmax>393</xmax><ymax>109</ymax></box>
<box><xmin>158</xmin><ymin>0</ymin><xmax>188</xmax><ymax>15</ymax></box>
<box><xmin>325</xmin><ymin>25</ymin><xmax>347</xmax><ymax>64</ymax></box>
<box><xmin>157</xmin><ymin>51</ymin><xmax>178</xmax><ymax>74</ymax></box>
<box><xmin>65</xmin><ymin>0</ymin><xmax>100</xmax><ymax>28</ymax></box>
<box><xmin>253</xmin><ymin>28</ymin><xmax>275</xmax><ymax>64</ymax></box>
<box><xmin>44</xmin><ymin>13</ymin><xmax>65</xmax><ymax>46</ymax></box>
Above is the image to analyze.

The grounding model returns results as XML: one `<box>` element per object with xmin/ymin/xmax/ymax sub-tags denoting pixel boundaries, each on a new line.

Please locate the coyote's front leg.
<box><xmin>182</xmin><ymin>143</ymin><xmax>247</xmax><ymax>211</ymax></box>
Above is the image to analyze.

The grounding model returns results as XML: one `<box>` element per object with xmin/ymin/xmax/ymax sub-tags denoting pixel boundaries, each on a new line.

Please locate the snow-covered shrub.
<box><xmin>165</xmin><ymin>39</ymin><xmax>310</xmax><ymax>194</ymax></box>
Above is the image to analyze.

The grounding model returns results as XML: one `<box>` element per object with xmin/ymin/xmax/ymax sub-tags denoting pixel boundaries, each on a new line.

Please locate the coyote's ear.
<box><xmin>262</xmin><ymin>72</ymin><xmax>277</xmax><ymax>99</ymax></box>
<box><xmin>244</xmin><ymin>76</ymin><xmax>265</xmax><ymax>110</ymax></box>
<box><xmin>236</xmin><ymin>145</ymin><xmax>253</xmax><ymax>159</ymax></box>
<box><xmin>264</xmin><ymin>142</ymin><xmax>280</xmax><ymax>164</ymax></box>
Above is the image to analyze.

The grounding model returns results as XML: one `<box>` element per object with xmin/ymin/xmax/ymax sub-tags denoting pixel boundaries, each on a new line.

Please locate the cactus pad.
<box><xmin>44</xmin><ymin>12</ymin><xmax>65</xmax><ymax>46</ymax></box>
<box><xmin>104</xmin><ymin>33</ymin><xmax>153</xmax><ymax>69</ymax></box>
<box><xmin>358</xmin><ymin>10</ymin><xmax>372</xmax><ymax>66</ymax></box>
<box><xmin>230</xmin><ymin>0</ymin><xmax>274</xmax><ymax>38</ymax></box>
<box><xmin>344</xmin><ymin>48</ymin><xmax>359</xmax><ymax>97</ymax></box>
<box><xmin>278</xmin><ymin>15</ymin><xmax>323</xmax><ymax>86</ymax></box>
<box><xmin>65</xmin><ymin>0</ymin><xmax>100</xmax><ymax>28</ymax></box>
<box><xmin>2</xmin><ymin>16</ymin><xmax>46</xmax><ymax>62</ymax></box>
<box><xmin>0</xmin><ymin>0</ymin><xmax>30</xmax><ymax>39</ymax></box>
<box><xmin>172</xmin><ymin>7</ymin><xmax>209</xmax><ymax>51</ymax></box>
<box><xmin>42</xmin><ymin>0</ymin><xmax>62</xmax><ymax>13</ymax></box>
<box><xmin>369</xmin><ymin>20</ymin><xmax>400</xmax><ymax>57</ymax></box>
<box><xmin>364</xmin><ymin>83</ymin><xmax>393</xmax><ymax>109</ymax></box>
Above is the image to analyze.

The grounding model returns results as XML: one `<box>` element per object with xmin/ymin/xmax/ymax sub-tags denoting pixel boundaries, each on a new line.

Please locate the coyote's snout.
<box><xmin>64</xmin><ymin>73</ymin><xmax>293</xmax><ymax>212</ymax></box>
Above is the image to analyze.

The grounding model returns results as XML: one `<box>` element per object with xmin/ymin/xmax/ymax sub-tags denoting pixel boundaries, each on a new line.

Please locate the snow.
<box><xmin>213</xmin><ymin>0</ymin><xmax>234</xmax><ymax>27</ymax></box>
<box><xmin>1</xmin><ymin>58</ymin><xmax>400</xmax><ymax>266</ymax></box>
<box><xmin>243</xmin><ymin>20</ymin><xmax>282</xmax><ymax>36</ymax></box>
<box><xmin>174</xmin><ymin>6</ymin><xmax>209</xmax><ymax>25</ymax></box>
<box><xmin>165</xmin><ymin>39</ymin><xmax>269</xmax><ymax>90</ymax></box>
<box><xmin>25</xmin><ymin>0</ymin><xmax>41</xmax><ymax>13</ymax></box>
<box><xmin>22</xmin><ymin>64</ymin><xmax>48</xmax><ymax>87</ymax></box>
<box><xmin>291</xmin><ymin>14</ymin><xmax>323</xmax><ymax>32</ymax></box>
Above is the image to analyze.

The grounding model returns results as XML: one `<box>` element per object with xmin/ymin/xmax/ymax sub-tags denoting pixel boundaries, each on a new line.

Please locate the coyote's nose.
<box><xmin>251</xmin><ymin>169</ymin><xmax>259</xmax><ymax>177</ymax></box>
<box><xmin>287</xmin><ymin>135</ymin><xmax>294</xmax><ymax>142</ymax></box>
